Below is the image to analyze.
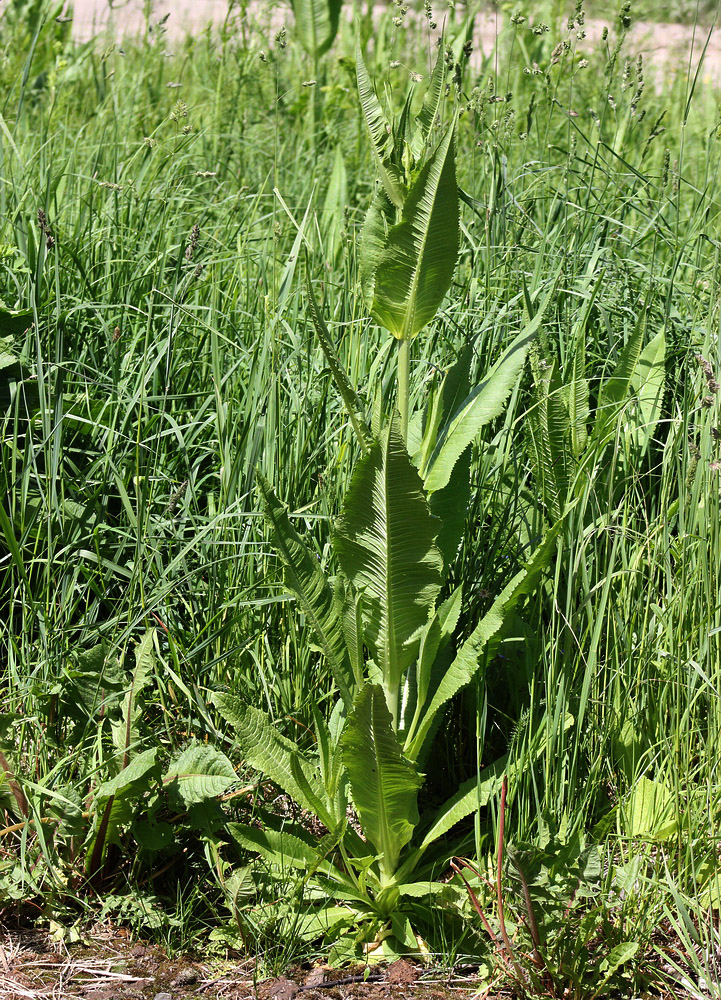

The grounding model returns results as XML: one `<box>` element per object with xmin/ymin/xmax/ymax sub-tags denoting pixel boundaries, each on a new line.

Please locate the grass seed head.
<box><xmin>186</xmin><ymin>223</ymin><xmax>200</xmax><ymax>261</ymax></box>
<box><xmin>37</xmin><ymin>209</ymin><xmax>55</xmax><ymax>249</ymax></box>
<box><xmin>696</xmin><ymin>354</ymin><xmax>720</xmax><ymax>394</ymax></box>
<box><xmin>171</xmin><ymin>98</ymin><xmax>188</xmax><ymax>122</ymax></box>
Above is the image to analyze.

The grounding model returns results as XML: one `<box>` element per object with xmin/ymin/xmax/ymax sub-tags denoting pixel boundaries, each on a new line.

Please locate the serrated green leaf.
<box><xmin>413</xmin><ymin>586</ymin><xmax>463</xmax><ymax>724</ymax></box>
<box><xmin>393</xmin><ymin>88</ymin><xmax>415</xmax><ymax>166</ymax></box>
<box><xmin>212</xmin><ymin>695</ymin><xmax>333</xmax><ymax>828</ymax></box>
<box><xmin>596</xmin><ymin>941</ymin><xmax>639</xmax><ymax>990</ymax></box>
<box><xmin>334</xmin><ymin>422</ymin><xmax>443</xmax><ymax>723</ymax></box>
<box><xmin>416</xmin><ymin>344</ymin><xmax>473</xmax><ymax>470</ymax></box>
<box><xmin>424</xmin><ymin>327</ymin><xmax>534</xmax><ymax>493</ymax></box>
<box><xmin>527</xmin><ymin>355</ymin><xmax>573</xmax><ymax>523</ymax></box>
<box><xmin>118</xmin><ymin>629</ymin><xmax>155</xmax><ymax>763</ymax></box>
<box><xmin>359</xmin><ymin>185</ymin><xmax>396</xmax><ymax>308</ymax></box>
<box><xmin>370</xmin><ymin>120</ymin><xmax>458</xmax><ymax>341</ymax></box>
<box><xmin>227</xmin><ymin>822</ymin><xmax>321</xmax><ymax>869</ymax></box>
<box><xmin>341</xmin><ymin>684</ymin><xmax>423</xmax><ymax>880</ymax></box>
<box><xmin>258</xmin><ymin>475</ymin><xmax>353</xmax><ymax>708</ymax></box>
<box><xmin>341</xmin><ymin>584</ymin><xmax>365</xmax><ymax>691</ymax></box>
<box><xmin>412</xmin><ymin>44</ymin><xmax>446</xmax><ymax>157</ymax></box>
<box><xmin>594</xmin><ymin>320</ymin><xmax>646</xmax><ymax>442</ymax></box>
<box><xmin>356</xmin><ymin>42</ymin><xmax>405</xmax><ymax>209</ymax></box>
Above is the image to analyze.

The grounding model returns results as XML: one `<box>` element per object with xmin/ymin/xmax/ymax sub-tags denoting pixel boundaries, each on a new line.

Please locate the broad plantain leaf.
<box><xmin>133</xmin><ymin>820</ymin><xmax>174</xmax><ymax>852</ymax></box>
<box><xmin>93</xmin><ymin>747</ymin><xmax>159</xmax><ymax>806</ymax></box>
<box><xmin>624</xmin><ymin>775</ymin><xmax>678</xmax><ymax>840</ymax></box>
<box><xmin>162</xmin><ymin>742</ymin><xmax>237</xmax><ymax>808</ymax></box>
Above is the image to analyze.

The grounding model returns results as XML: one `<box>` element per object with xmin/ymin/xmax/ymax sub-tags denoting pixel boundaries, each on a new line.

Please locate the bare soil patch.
<box><xmin>0</xmin><ymin>928</ymin><xmax>484</xmax><ymax>1000</ymax></box>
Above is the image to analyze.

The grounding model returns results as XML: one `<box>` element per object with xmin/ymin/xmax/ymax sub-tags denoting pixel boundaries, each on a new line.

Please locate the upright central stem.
<box><xmin>397</xmin><ymin>338</ymin><xmax>410</xmax><ymax>445</ymax></box>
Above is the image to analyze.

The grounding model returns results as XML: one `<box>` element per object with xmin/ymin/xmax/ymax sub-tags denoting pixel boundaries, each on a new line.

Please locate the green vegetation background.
<box><xmin>1</xmin><ymin>0</ymin><xmax>720</xmax><ymax>991</ymax></box>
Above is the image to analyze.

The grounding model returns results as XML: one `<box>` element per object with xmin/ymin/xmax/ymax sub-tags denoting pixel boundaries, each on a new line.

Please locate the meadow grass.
<box><xmin>1</xmin><ymin>0</ymin><xmax>721</xmax><ymax>992</ymax></box>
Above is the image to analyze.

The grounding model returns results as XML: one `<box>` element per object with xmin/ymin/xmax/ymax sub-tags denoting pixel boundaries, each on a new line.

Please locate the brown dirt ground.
<box><xmin>0</xmin><ymin>921</ymin><xmax>697</xmax><ymax>999</ymax></box>
<box><xmin>0</xmin><ymin>928</ymin><xmax>496</xmax><ymax>1000</ymax></box>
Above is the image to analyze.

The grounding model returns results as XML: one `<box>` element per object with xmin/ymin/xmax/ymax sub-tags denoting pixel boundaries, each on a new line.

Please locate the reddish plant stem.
<box><xmin>496</xmin><ymin>775</ymin><xmax>526</xmax><ymax>985</ymax></box>
<box><xmin>0</xmin><ymin>750</ymin><xmax>28</xmax><ymax>818</ymax></box>
<box><xmin>451</xmin><ymin>857</ymin><xmax>509</xmax><ymax>967</ymax></box>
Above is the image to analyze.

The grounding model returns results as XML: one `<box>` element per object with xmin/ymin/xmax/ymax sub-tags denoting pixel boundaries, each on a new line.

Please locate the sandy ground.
<box><xmin>31</xmin><ymin>0</ymin><xmax>721</xmax><ymax>84</ymax></box>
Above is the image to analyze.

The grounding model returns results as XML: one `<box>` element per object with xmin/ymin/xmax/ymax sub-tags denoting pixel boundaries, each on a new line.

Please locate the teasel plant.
<box><xmin>211</xmin><ymin>39</ymin><xmax>566</xmax><ymax>962</ymax></box>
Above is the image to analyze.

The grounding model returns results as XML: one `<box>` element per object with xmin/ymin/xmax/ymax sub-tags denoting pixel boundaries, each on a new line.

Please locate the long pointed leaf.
<box><xmin>291</xmin><ymin>0</ymin><xmax>343</xmax><ymax>57</ymax></box>
<box><xmin>258</xmin><ymin>474</ymin><xmax>353</xmax><ymax>708</ymax></box>
<box><xmin>371</xmin><ymin>120</ymin><xmax>458</xmax><ymax>341</ymax></box>
<box><xmin>356</xmin><ymin>42</ymin><xmax>405</xmax><ymax>209</ymax></box>
<box><xmin>423</xmin><ymin>329</ymin><xmax>534</xmax><ymax>493</ymax></box>
<box><xmin>594</xmin><ymin>319</ymin><xmax>646</xmax><ymax>442</ymax></box>
<box><xmin>412</xmin><ymin>44</ymin><xmax>446</xmax><ymax>157</ymax></box>
<box><xmin>341</xmin><ymin>684</ymin><xmax>423</xmax><ymax>879</ymax></box>
<box><xmin>412</xmin><ymin>713</ymin><xmax>574</xmax><ymax>856</ymax></box>
<box><xmin>359</xmin><ymin>185</ymin><xmax>396</xmax><ymax>308</ymax></box>
<box><xmin>213</xmin><ymin>695</ymin><xmax>334</xmax><ymax>829</ymax></box>
<box><xmin>406</xmin><ymin>525</ymin><xmax>560</xmax><ymax>760</ymax></box>
<box><xmin>334</xmin><ymin>423</ymin><xmax>443</xmax><ymax>723</ymax></box>
<box><xmin>629</xmin><ymin>330</ymin><xmax>665</xmax><ymax>451</ymax></box>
